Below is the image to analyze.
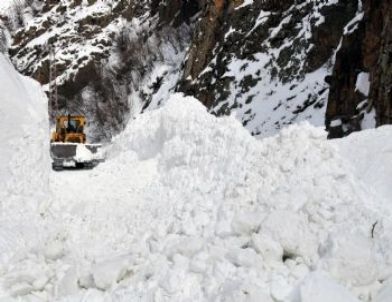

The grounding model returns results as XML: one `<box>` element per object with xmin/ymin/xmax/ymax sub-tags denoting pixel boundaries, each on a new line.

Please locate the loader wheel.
<box><xmin>79</xmin><ymin>161</ymin><xmax>95</xmax><ymax>169</ymax></box>
<box><xmin>52</xmin><ymin>164</ymin><xmax>64</xmax><ymax>171</ymax></box>
<box><xmin>76</xmin><ymin>163</ymin><xmax>85</xmax><ymax>169</ymax></box>
<box><xmin>84</xmin><ymin>162</ymin><xmax>95</xmax><ymax>169</ymax></box>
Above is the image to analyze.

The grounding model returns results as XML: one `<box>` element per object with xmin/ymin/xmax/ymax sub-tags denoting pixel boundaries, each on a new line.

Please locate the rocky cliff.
<box><xmin>1</xmin><ymin>0</ymin><xmax>390</xmax><ymax>141</ymax></box>
<box><xmin>179</xmin><ymin>0</ymin><xmax>358</xmax><ymax>136</ymax></box>
<box><xmin>2</xmin><ymin>0</ymin><xmax>193</xmax><ymax>141</ymax></box>
<box><xmin>326</xmin><ymin>0</ymin><xmax>392</xmax><ymax>138</ymax></box>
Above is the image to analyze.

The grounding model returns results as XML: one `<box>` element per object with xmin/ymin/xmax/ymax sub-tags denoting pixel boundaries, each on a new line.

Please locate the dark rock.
<box><xmin>326</xmin><ymin>0</ymin><xmax>392</xmax><ymax>137</ymax></box>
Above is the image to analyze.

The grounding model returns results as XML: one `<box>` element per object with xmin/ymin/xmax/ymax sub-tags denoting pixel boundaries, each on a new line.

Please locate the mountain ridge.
<box><xmin>0</xmin><ymin>0</ymin><xmax>390</xmax><ymax>141</ymax></box>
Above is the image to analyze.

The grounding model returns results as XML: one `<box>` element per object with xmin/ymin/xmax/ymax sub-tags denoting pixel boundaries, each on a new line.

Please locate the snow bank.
<box><xmin>3</xmin><ymin>94</ymin><xmax>392</xmax><ymax>301</ymax></box>
<box><xmin>0</xmin><ymin>54</ymin><xmax>49</xmax><ymax>208</ymax></box>
<box><xmin>0</xmin><ymin>0</ymin><xmax>13</xmax><ymax>13</ymax></box>
<box><xmin>290</xmin><ymin>272</ymin><xmax>360</xmax><ymax>302</ymax></box>
<box><xmin>0</xmin><ymin>54</ymin><xmax>50</xmax><ymax>283</ymax></box>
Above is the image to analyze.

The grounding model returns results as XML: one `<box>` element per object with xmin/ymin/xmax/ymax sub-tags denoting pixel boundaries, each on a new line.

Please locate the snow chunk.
<box><xmin>231</xmin><ymin>211</ymin><xmax>263</xmax><ymax>235</ymax></box>
<box><xmin>290</xmin><ymin>272</ymin><xmax>360</xmax><ymax>302</ymax></box>
<box><xmin>44</xmin><ymin>240</ymin><xmax>64</xmax><ymax>261</ymax></box>
<box><xmin>375</xmin><ymin>280</ymin><xmax>392</xmax><ymax>302</ymax></box>
<box><xmin>235</xmin><ymin>0</ymin><xmax>254</xmax><ymax>10</ymax></box>
<box><xmin>5</xmin><ymin>93</ymin><xmax>391</xmax><ymax>301</ymax></box>
<box><xmin>252</xmin><ymin>233</ymin><xmax>283</xmax><ymax>262</ymax></box>
<box><xmin>355</xmin><ymin>72</ymin><xmax>370</xmax><ymax>96</ymax></box>
<box><xmin>92</xmin><ymin>257</ymin><xmax>131</xmax><ymax>290</ymax></box>
<box><xmin>0</xmin><ymin>54</ymin><xmax>50</xmax><ymax>287</ymax></box>
<box><xmin>261</xmin><ymin>210</ymin><xmax>318</xmax><ymax>262</ymax></box>
<box><xmin>319</xmin><ymin>232</ymin><xmax>378</xmax><ymax>286</ymax></box>
<box><xmin>0</xmin><ymin>54</ymin><xmax>50</xmax><ymax>207</ymax></box>
<box><xmin>57</xmin><ymin>267</ymin><xmax>79</xmax><ymax>297</ymax></box>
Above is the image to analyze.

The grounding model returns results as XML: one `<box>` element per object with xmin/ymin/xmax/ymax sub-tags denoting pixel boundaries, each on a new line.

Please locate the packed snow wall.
<box><xmin>0</xmin><ymin>54</ymin><xmax>50</xmax><ymax>212</ymax></box>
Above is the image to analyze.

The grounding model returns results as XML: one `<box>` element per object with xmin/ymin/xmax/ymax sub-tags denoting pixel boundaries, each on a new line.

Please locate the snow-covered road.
<box><xmin>49</xmin><ymin>158</ymin><xmax>157</xmax><ymax>262</ymax></box>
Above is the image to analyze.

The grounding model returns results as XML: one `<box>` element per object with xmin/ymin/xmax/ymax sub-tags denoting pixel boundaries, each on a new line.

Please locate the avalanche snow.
<box><xmin>1</xmin><ymin>88</ymin><xmax>392</xmax><ymax>301</ymax></box>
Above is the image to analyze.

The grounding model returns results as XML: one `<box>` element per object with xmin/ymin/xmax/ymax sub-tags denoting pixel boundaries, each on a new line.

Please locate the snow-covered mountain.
<box><xmin>0</xmin><ymin>0</ymin><xmax>195</xmax><ymax>141</ymax></box>
<box><xmin>179</xmin><ymin>0</ymin><xmax>357</xmax><ymax>137</ymax></box>
<box><xmin>2</xmin><ymin>1</ymin><xmax>392</xmax><ymax>302</ymax></box>
<box><xmin>1</xmin><ymin>0</ymin><xmax>390</xmax><ymax>141</ymax></box>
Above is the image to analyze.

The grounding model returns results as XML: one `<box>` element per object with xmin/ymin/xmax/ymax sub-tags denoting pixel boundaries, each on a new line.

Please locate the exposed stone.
<box><xmin>326</xmin><ymin>0</ymin><xmax>392</xmax><ymax>138</ymax></box>
<box><xmin>6</xmin><ymin>0</ymin><xmax>155</xmax><ymax>142</ymax></box>
<box><xmin>371</xmin><ymin>0</ymin><xmax>392</xmax><ymax>126</ymax></box>
<box><xmin>182</xmin><ymin>0</ymin><xmax>229</xmax><ymax>82</ymax></box>
<box><xmin>3</xmin><ymin>0</ymin><xmax>392</xmax><ymax>141</ymax></box>
<box><xmin>326</xmin><ymin>20</ymin><xmax>365</xmax><ymax>138</ymax></box>
<box><xmin>179</xmin><ymin>0</ymin><xmax>356</xmax><ymax>121</ymax></box>
<box><xmin>152</xmin><ymin>0</ymin><xmax>202</xmax><ymax>26</ymax></box>
<box><xmin>306</xmin><ymin>1</ymin><xmax>358</xmax><ymax>72</ymax></box>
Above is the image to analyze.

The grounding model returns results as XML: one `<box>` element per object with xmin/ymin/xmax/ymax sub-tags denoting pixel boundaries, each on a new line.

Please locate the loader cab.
<box><xmin>64</xmin><ymin>117</ymin><xmax>83</xmax><ymax>133</ymax></box>
<box><xmin>50</xmin><ymin>115</ymin><xmax>104</xmax><ymax>171</ymax></box>
<box><xmin>52</xmin><ymin>115</ymin><xmax>87</xmax><ymax>144</ymax></box>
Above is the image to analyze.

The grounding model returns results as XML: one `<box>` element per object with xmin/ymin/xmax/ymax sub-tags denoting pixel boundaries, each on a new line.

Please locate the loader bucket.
<box><xmin>50</xmin><ymin>143</ymin><xmax>104</xmax><ymax>170</ymax></box>
<box><xmin>50</xmin><ymin>143</ymin><xmax>77</xmax><ymax>160</ymax></box>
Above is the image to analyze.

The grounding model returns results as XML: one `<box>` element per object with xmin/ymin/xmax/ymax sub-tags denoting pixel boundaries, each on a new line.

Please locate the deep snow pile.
<box><xmin>0</xmin><ymin>53</ymin><xmax>50</xmax><ymax>296</ymax></box>
<box><xmin>0</xmin><ymin>0</ymin><xmax>13</xmax><ymax>12</ymax></box>
<box><xmin>1</xmin><ymin>94</ymin><xmax>392</xmax><ymax>301</ymax></box>
<box><xmin>0</xmin><ymin>54</ymin><xmax>49</xmax><ymax>209</ymax></box>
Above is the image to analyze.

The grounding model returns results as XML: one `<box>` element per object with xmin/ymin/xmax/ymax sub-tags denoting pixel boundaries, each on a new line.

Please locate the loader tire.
<box><xmin>83</xmin><ymin>162</ymin><xmax>95</xmax><ymax>169</ymax></box>
<box><xmin>52</xmin><ymin>163</ymin><xmax>64</xmax><ymax>171</ymax></box>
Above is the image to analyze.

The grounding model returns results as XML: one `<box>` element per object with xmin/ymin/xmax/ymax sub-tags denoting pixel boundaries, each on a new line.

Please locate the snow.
<box><xmin>290</xmin><ymin>272</ymin><xmax>360</xmax><ymax>302</ymax></box>
<box><xmin>330</xmin><ymin>119</ymin><xmax>342</xmax><ymax>127</ymax></box>
<box><xmin>344</xmin><ymin>0</ymin><xmax>365</xmax><ymax>36</ymax></box>
<box><xmin>1</xmin><ymin>92</ymin><xmax>392</xmax><ymax>301</ymax></box>
<box><xmin>361</xmin><ymin>107</ymin><xmax>376</xmax><ymax>130</ymax></box>
<box><xmin>354</xmin><ymin>73</ymin><xmax>375</xmax><ymax>129</ymax></box>
<box><xmin>337</xmin><ymin>127</ymin><xmax>392</xmax><ymax>206</ymax></box>
<box><xmin>319</xmin><ymin>231</ymin><xmax>379</xmax><ymax>286</ymax></box>
<box><xmin>0</xmin><ymin>0</ymin><xmax>13</xmax><ymax>13</ymax></box>
<box><xmin>344</xmin><ymin>12</ymin><xmax>364</xmax><ymax>35</ymax></box>
<box><xmin>356</xmin><ymin>72</ymin><xmax>370</xmax><ymax>96</ymax></box>
<box><xmin>375</xmin><ymin>281</ymin><xmax>392</xmax><ymax>302</ymax></box>
<box><xmin>8</xmin><ymin>0</ymin><xmax>130</xmax><ymax>89</ymax></box>
<box><xmin>0</xmin><ymin>53</ymin><xmax>50</xmax><ymax>298</ymax></box>
<box><xmin>74</xmin><ymin>144</ymin><xmax>94</xmax><ymax>163</ymax></box>
<box><xmin>235</xmin><ymin>0</ymin><xmax>254</xmax><ymax>10</ymax></box>
<box><xmin>0</xmin><ymin>54</ymin><xmax>49</xmax><ymax>208</ymax></box>
<box><xmin>209</xmin><ymin>0</ymin><xmax>341</xmax><ymax>137</ymax></box>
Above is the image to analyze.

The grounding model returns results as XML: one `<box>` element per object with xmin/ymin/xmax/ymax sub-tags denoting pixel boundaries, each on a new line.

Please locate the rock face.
<box><xmin>179</xmin><ymin>0</ymin><xmax>357</xmax><ymax>136</ymax></box>
<box><xmin>6</xmin><ymin>0</ymin><xmax>152</xmax><ymax>141</ymax></box>
<box><xmin>1</xmin><ymin>0</ymin><xmax>390</xmax><ymax>140</ymax></box>
<box><xmin>326</xmin><ymin>0</ymin><xmax>392</xmax><ymax>138</ymax></box>
<box><xmin>3</xmin><ymin>0</ymin><xmax>192</xmax><ymax>142</ymax></box>
<box><xmin>372</xmin><ymin>0</ymin><xmax>392</xmax><ymax>127</ymax></box>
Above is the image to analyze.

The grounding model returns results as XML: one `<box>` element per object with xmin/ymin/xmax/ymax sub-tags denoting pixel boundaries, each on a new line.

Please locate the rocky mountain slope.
<box><xmin>0</xmin><ymin>0</ymin><xmax>390</xmax><ymax>141</ymax></box>
<box><xmin>179</xmin><ymin>0</ymin><xmax>358</xmax><ymax>136</ymax></box>
<box><xmin>327</xmin><ymin>0</ymin><xmax>392</xmax><ymax>137</ymax></box>
<box><xmin>1</xmin><ymin>0</ymin><xmax>191</xmax><ymax>141</ymax></box>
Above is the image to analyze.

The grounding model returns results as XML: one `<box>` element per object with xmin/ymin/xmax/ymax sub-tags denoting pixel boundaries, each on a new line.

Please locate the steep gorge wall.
<box><xmin>326</xmin><ymin>0</ymin><xmax>392</xmax><ymax>138</ymax></box>
<box><xmin>178</xmin><ymin>0</ymin><xmax>358</xmax><ymax>136</ymax></box>
<box><xmin>372</xmin><ymin>0</ymin><xmax>392</xmax><ymax>127</ymax></box>
<box><xmin>2</xmin><ymin>0</ymin><xmax>391</xmax><ymax>141</ymax></box>
<box><xmin>3</xmin><ymin>0</ymin><xmax>194</xmax><ymax>142</ymax></box>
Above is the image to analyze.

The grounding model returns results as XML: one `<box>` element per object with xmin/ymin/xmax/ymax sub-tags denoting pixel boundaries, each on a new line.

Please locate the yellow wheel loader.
<box><xmin>50</xmin><ymin>115</ymin><xmax>103</xmax><ymax>171</ymax></box>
